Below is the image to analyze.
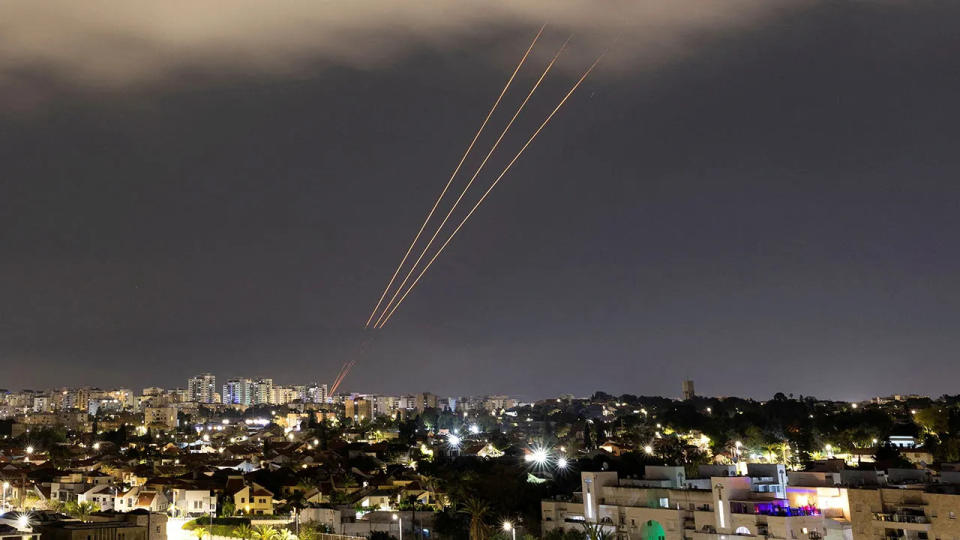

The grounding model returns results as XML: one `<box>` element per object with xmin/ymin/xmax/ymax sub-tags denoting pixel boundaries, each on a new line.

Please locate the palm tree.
<box><xmin>233</xmin><ymin>524</ymin><xmax>255</xmax><ymax>540</ymax></box>
<box><xmin>275</xmin><ymin>529</ymin><xmax>297</xmax><ymax>540</ymax></box>
<box><xmin>581</xmin><ymin>522</ymin><xmax>611</xmax><ymax>540</ymax></box>
<box><xmin>193</xmin><ymin>527</ymin><xmax>208</xmax><ymax>540</ymax></box>
<box><xmin>64</xmin><ymin>501</ymin><xmax>100</xmax><ymax>522</ymax></box>
<box><xmin>252</xmin><ymin>525</ymin><xmax>279</xmax><ymax>540</ymax></box>
<box><xmin>75</xmin><ymin>501</ymin><xmax>100</xmax><ymax>522</ymax></box>
<box><xmin>458</xmin><ymin>497</ymin><xmax>490</xmax><ymax>540</ymax></box>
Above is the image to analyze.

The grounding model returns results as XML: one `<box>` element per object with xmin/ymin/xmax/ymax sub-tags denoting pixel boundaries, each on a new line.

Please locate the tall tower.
<box><xmin>682</xmin><ymin>379</ymin><xmax>695</xmax><ymax>400</ymax></box>
<box><xmin>187</xmin><ymin>373</ymin><xmax>217</xmax><ymax>403</ymax></box>
<box><xmin>223</xmin><ymin>378</ymin><xmax>253</xmax><ymax>405</ymax></box>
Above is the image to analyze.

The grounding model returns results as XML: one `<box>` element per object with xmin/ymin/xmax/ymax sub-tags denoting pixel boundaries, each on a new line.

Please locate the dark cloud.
<box><xmin>0</xmin><ymin>0</ymin><xmax>787</xmax><ymax>106</ymax></box>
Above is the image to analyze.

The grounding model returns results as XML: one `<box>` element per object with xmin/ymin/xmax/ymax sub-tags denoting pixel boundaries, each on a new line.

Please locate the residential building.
<box><xmin>483</xmin><ymin>395</ymin><xmax>517</xmax><ymax>412</ymax></box>
<box><xmin>223</xmin><ymin>378</ymin><xmax>254</xmax><ymax>406</ymax></box>
<box><xmin>306</xmin><ymin>384</ymin><xmax>328</xmax><ymax>404</ymax></box>
<box><xmin>543</xmin><ymin>468</ymin><xmax>828</xmax><ymax>540</ymax></box>
<box><xmin>252</xmin><ymin>379</ymin><xmax>273</xmax><ymax>405</ymax></box>
<box><xmin>416</xmin><ymin>392</ymin><xmax>438</xmax><ymax>413</ymax></box>
<box><xmin>271</xmin><ymin>386</ymin><xmax>299</xmax><ymax>405</ymax></box>
<box><xmin>345</xmin><ymin>397</ymin><xmax>374</xmax><ymax>422</ymax></box>
<box><xmin>37</xmin><ymin>521</ymin><xmax>146</xmax><ymax>540</ymax></box>
<box><xmin>143</xmin><ymin>406</ymin><xmax>177</xmax><ymax>430</ymax></box>
<box><xmin>114</xmin><ymin>488</ymin><xmax>169</xmax><ymax>513</ymax></box>
<box><xmin>848</xmin><ymin>486</ymin><xmax>960</xmax><ymax>540</ymax></box>
<box><xmin>187</xmin><ymin>374</ymin><xmax>217</xmax><ymax>404</ymax></box>
<box><xmin>171</xmin><ymin>488</ymin><xmax>217</xmax><ymax>517</ymax></box>
<box><xmin>89</xmin><ymin>511</ymin><xmax>166</xmax><ymax>540</ymax></box>
<box><xmin>77</xmin><ymin>484</ymin><xmax>117</xmax><ymax>510</ymax></box>
<box><xmin>229</xmin><ymin>480</ymin><xmax>274</xmax><ymax>515</ymax></box>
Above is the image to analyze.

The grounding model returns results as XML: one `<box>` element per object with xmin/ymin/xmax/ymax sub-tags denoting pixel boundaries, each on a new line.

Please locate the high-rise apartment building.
<box><xmin>252</xmin><ymin>378</ymin><xmax>273</xmax><ymax>405</ymax></box>
<box><xmin>306</xmin><ymin>384</ymin><xmax>328</xmax><ymax>404</ymax></box>
<box><xmin>187</xmin><ymin>374</ymin><xmax>217</xmax><ymax>403</ymax></box>
<box><xmin>223</xmin><ymin>378</ymin><xmax>253</xmax><ymax>406</ymax></box>
<box><xmin>416</xmin><ymin>392</ymin><xmax>438</xmax><ymax>413</ymax></box>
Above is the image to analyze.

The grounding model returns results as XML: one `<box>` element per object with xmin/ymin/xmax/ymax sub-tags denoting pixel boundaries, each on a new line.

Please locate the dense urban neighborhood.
<box><xmin>4</xmin><ymin>379</ymin><xmax>960</xmax><ymax>540</ymax></box>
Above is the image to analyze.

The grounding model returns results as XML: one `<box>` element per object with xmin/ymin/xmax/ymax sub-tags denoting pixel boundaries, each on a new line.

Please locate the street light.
<box><xmin>393</xmin><ymin>513</ymin><xmax>403</xmax><ymax>540</ymax></box>
<box><xmin>2</xmin><ymin>481</ymin><xmax>8</xmax><ymax>513</ymax></box>
<box><xmin>503</xmin><ymin>522</ymin><xmax>515</xmax><ymax>540</ymax></box>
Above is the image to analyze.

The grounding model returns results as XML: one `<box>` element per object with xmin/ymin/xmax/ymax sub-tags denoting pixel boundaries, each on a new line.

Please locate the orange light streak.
<box><xmin>377</xmin><ymin>56</ymin><xmax>604</xmax><ymax>328</ymax></box>
<box><xmin>372</xmin><ymin>37</ymin><xmax>571</xmax><ymax>328</ymax></box>
<box><xmin>363</xmin><ymin>25</ymin><xmax>545</xmax><ymax>328</ymax></box>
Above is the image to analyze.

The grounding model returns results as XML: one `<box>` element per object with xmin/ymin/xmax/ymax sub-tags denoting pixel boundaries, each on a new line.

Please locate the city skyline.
<box><xmin>3</xmin><ymin>2</ymin><xmax>960</xmax><ymax>398</ymax></box>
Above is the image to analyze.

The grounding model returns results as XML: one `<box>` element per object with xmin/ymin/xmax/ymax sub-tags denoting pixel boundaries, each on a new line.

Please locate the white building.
<box><xmin>544</xmin><ymin>468</ymin><xmax>833</xmax><ymax>540</ymax></box>
<box><xmin>187</xmin><ymin>374</ymin><xmax>217</xmax><ymax>404</ymax></box>
<box><xmin>78</xmin><ymin>484</ymin><xmax>116</xmax><ymax>510</ymax></box>
<box><xmin>171</xmin><ymin>488</ymin><xmax>217</xmax><ymax>517</ymax></box>
<box><xmin>223</xmin><ymin>378</ymin><xmax>254</xmax><ymax>406</ymax></box>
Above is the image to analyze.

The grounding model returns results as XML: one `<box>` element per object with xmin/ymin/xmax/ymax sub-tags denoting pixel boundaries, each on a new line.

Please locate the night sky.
<box><xmin>2</xmin><ymin>1</ymin><xmax>959</xmax><ymax>400</ymax></box>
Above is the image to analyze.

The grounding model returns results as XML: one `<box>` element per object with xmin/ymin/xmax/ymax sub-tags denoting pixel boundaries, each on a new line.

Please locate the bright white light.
<box><xmin>557</xmin><ymin>457</ymin><xmax>569</xmax><ymax>469</ymax></box>
<box><xmin>25</xmin><ymin>446</ymin><xmax>33</xmax><ymax>454</ymax></box>
<box><xmin>644</xmin><ymin>445</ymin><xmax>654</xmax><ymax>455</ymax></box>
<box><xmin>531</xmin><ymin>448</ymin><xmax>549</xmax><ymax>465</ymax></box>
<box><xmin>469</xmin><ymin>424</ymin><xmax>480</xmax><ymax>434</ymax></box>
<box><xmin>503</xmin><ymin>522</ymin><xmax>512</xmax><ymax>531</ymax></box>
<box><xmin>447</xmin><ymin>434</ymin><xmax>461</xmax><ymax>447</ymax></box>
<box><xmin>92</xmin><ymin>443</ymin><xmax>100</xmax><ymax>451</ymax></box>
<box><xmin>17</xmin><ymin>514</ymin><xmax>30</xmax><ymax>530</ymax></box>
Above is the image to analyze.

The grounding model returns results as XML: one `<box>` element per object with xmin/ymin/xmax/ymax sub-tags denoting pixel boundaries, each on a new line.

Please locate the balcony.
<box><xmin>873</xmin><ymin>513</ymin><xmax>930</xmax><ymax>525</ymax></box>
<box><xmin>873</xmin><ymin>513</ymin><xmax>931</xmax><ymax>533</ymax></box>
<box><xmin>754</xmin><ymin>506</ymin><xmax>821</xmax><ymax>517</ymax></box>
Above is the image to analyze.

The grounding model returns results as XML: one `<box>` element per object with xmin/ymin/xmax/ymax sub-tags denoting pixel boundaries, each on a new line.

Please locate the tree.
<box><xmin>874</xmin><ymin>443</ymin><xmax>913</xmax><ymax>470</ymax></box>
<box><xmin>252</xmin><ymin>525</ymin><xmax>279</xmax><ymax>540</ymax></box>
<box><xmin>64</xmin><ymin>501</ymin><xmax>100</xmax><ymax>522</ymax></box>
<box><xmin>275</xmin><ymin>530</ymin><xmax>297</xmax><ymax>540</ymax></box>
<box><xmin>581</xmin><ymin>522</ymin><xmax>612</xmax><ymax>540</ymax></box>
<box><xmin>915</xmin><ymin>408</ymin><xmax>949</xmax><ymax>435</ymax></box>
<box><xmin>193</xmin><ymin>527</ymin><xmax>208</xmax><ymax>540</ymax></box>
<box><xmin>234</xmin><ymin>524</ymin><xmax>255</xmax><ymax>540</ymax></box>
<box><xmin>459</xmin><ymin>497</ymin><xmax>491</xmax><ymax>540</ymax></box>
<box><xmin>221</xmin><ymin>499</ymin><xmax>236</xmax><ymax>517</ymax></box>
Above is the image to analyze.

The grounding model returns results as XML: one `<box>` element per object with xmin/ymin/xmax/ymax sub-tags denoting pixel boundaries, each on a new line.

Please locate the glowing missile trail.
<box><xmin>371</xmin><ymin>37</ymin><xmax>572</xmax><ymax>328</ymax></box>
<box><xmin>328</xmin><ymin>335</ymin><xmax>374</xmax><ymax>395</ymax></box>
<box><xmin>329</xmin><ymin>358</ymin><xmax>356</xmax><ymax>395</ymax></box>
<box><xmin>376</xmin><ymin>56</ymin><xmax>604</xmax><ymax>328</ymax></box>
<box><xmin>363</xmin><ymin>25</ymin><xmax>545</xmax><ymax>329</ymax></box>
